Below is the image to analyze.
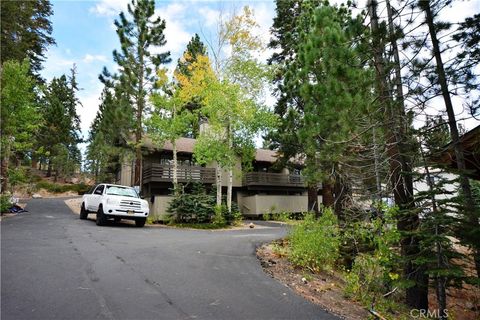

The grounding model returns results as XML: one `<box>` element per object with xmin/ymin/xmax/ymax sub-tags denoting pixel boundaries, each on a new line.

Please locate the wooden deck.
<box><xmin>142</xmin><ymin>164</ymin><xmax>216</xmax><ymax>184</ymax></box>
<box><xmin>242</xmin><ymin>172</ymin><xmax>305</xmax><ymax>188</ymax></box>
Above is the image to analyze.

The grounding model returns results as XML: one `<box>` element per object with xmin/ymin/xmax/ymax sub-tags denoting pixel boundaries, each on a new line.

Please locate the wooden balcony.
<box><xmin>243</xmin><ymin>172</ymin><xmax>305</xmax><ymax>188</ymax></box>
<box><xmin>143</xmin><ymin>164</ymin><xmax>216</xmax><ymax>184</ymax></box>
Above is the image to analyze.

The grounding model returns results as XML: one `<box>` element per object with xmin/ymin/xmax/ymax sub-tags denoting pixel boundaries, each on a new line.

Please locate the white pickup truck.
<box><xmin>80</xmin><ymin>183</ymin><xmax>150</xmax><ymax>227</ymax></box>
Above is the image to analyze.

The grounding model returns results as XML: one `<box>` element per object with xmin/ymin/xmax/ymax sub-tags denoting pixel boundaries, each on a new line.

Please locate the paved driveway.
<box><xmin>1</xmin><ymin>198</ymin><xmax>338</xmax><ymax>320</ymax></box>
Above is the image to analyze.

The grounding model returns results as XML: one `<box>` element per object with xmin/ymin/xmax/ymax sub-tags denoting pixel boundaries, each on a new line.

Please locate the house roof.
<box><xmin>142</xmin><ymin>136</ymin><xmax>286</xmax><ymax>164</ymax></box>
<box><xmin>431</xmin><ymin>125</ymin><xmax>480</xmax><ymax>179</ymax></box>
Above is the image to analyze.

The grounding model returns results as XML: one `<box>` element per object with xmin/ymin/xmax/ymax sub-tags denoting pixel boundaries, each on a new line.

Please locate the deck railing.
<box><xmin>142</xmin><ymin>164</ymin><xmax>216</xmax><ymax>184</ymax></box>
<box><xmin>242</xmin><ymin>172</ymin><xmax>305</xmax><ymax>188</ymax></box>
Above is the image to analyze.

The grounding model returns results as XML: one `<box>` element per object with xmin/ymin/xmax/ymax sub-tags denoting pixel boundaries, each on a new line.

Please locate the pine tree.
<box><xmin>0</xmin><ymin>60</ymin><xmax>39</xmax><ymax>191</ymax></box>
<box><xmin>175</xmin><ymin>34</ymin><xmax>208</xmax><ymax>137</ymax></box>
<box><xmin>104</xmin><ymin>0</ymin><xmax>171</xmax><ymax>188</ymax></box>
<box><xmin>368</xmin><ymin>0</ymin><xmax>428</xmax><ymax>309</ymax></box>
<box><xmin>288</xmin><ymin>3</ymin><xmax>372</xmax><ymax>216</ymax></box>
<box><xmin>267</xmin><ymin>0</ymin><xmax>324</xmax><ymax>214</ymax></box>
<box><xmin>38</xmin><ymin>68</ymin><xmax>82</xmax><ymax>180</ymax></box>
<box><xmin>86</xmin><ymin>82</ymin><xmax>134</xmax><ymax>182</ymax></box>
<box><xmin>0</xmin><ymin>0</ymin><xmax>55</xmax><ymax>78</ymax></box>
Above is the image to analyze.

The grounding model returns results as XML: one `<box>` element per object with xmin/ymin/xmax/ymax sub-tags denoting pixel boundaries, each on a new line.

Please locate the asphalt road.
<box><xmin>1</xmin><ymin>198</ymin><xmax>338</xmax><ymax>320</ymax></box>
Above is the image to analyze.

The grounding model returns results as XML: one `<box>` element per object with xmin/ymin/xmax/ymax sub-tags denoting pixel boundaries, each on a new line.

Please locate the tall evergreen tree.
<box><xmin>287</xmin><ymin>3</ymin><xmax>372</xmax><ymax>217</ymax></box>
<box><xmin>103</xmin><ymin>0</ymin><xmax>171</xmax><ymax>188</ymax></box>
<box><xmin>175</xmin><ymin>34</ymin><xmax>208</xmax><ymax>137</ymax></box>
<box><xmin>267</xmin><ymin>0</ymin><xmax>324</xmax><ymax>214</ymax></box>
<box><xmin>0</xmin><ymin>0</ymin><xmax>55</xmax><ymax>78</ymax></box>
<box><xmin>38</xmin><ymin>68</ymin><xmax>82</xmax><ymax>180</ymax></box>
<box><xmin>0</xmin><ymin>60</ymin><xmax>40</xmax><ymax>191</ymax></box>
<box><xmin>86</xmin><ymin>82</ymin><xmax>134</xmax><ymax>182</ymax></box>
<box><xmin>368</xmin><ymin>0</ymin><xmax>428</xmax><ymax>309</ymax></box>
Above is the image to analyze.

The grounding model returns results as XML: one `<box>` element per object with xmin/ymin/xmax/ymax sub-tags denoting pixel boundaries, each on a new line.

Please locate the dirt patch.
<box><xmin>257</xmin><ymin>242</ymin><xmax>368</xmax><ymax>320</ymax></box>
<box><xmin>65</xmin><ymin>198</ymin><xmax>82</xmax><ymax>215</ymax></box>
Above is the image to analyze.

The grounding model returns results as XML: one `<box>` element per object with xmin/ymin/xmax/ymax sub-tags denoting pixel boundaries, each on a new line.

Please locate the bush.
<box><xmin>167</xmin><ymin>183</ymin><xmax>241</xmax><ymax>225</ymax></box>
<box><xmin>343</xmin><ymin>206</ymin><xmax>403</xmax><ymax>315</ymax></box>
<box><xmin>289</xmin><ymin>208</ymin><xmax>340</xmax><ymax>272</ymax></box>
<box><xmin>1</xmin><ymin>194</ymin><xmax>13</xmax><ymax>213</ymax></box>
<box><xmin>35</xmin><ymin>181</ymin><xmax>92</xmax><ymax>195</ymax></box>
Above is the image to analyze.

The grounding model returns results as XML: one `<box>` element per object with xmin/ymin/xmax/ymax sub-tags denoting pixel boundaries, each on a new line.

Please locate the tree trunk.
<box><xmin>216</xmin><ymin>166</ymin><xmax>222</xmax><ymax>209</ymax></box>
<box><xmin>47</xmin><ymin>159</ymin><xmax>52</xmax><ymax>177</ymax></box>
<box><xmin>31</xmin><ymin>157</ymin><xmax>38</xmax><ymax>169</ymax></box>
<box><xmin>322</xmin><ymin>180</ymin><xmax>334</xmax><ymax>209</ymax></box>
<box><xmin>227</xmin><ymin>169</ymin><xmax>232</xmax><ymax>213</ymax></box>
<box><xmin>422</xmin><ymin>149</ymin><xmax>447</xmax><ymax>319</ymax></box>
<box><xmin>227</xmin><ymin>123</ymin><xmax>232</xmax><ymax>213</ymax></box>
<box><xmin>172</xmin><ymin>140</ymin><xmax>178</xmax><ymax>195</ymax></box>
<box><xmin>307</xmin><ymin>185</ymin><xmax>319</xmax><ymax>216</ymax></box>
<box><xmin>1</xmin><ymin>157</ymin><xmax>9</xmax><ymax>193</ymax></box>
<box><xmin>372</xmin><ymin>127</ymin><xmax>382</xmax><ymax>202</ymax></box>
<box><xmin>0</xmin><ymin>138</ymin><xmax>11</xmax><ymax>193</ymax></box>
<box><xmin>423</xmin><ymin>0</ymin><xmax>480</xmax><ymax>278</ymax></box>
<box><xmin>134</xmin><ymin>45</ymin><xmax>145</xmax><ymax>189</ymax></box>
<box><xmin>134</xmin><ymin>132</ymin><xmax>142</xmax><ymax>188</ymax></box>
<box><xmin>334</xmin><ymin>178</ymin><xmax>348</xmax><ymax>221</ymax></box>
<box><xmin>368</xmin><ymin>0</ymin><xmax>428</xmax><ymax>310</ymax></box>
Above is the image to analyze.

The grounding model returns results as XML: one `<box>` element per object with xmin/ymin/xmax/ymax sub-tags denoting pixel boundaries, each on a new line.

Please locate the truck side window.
<box><xmin>94</xmin><ymin>185</ymin><xmax>104</xmax><ymax>195</ymax></box>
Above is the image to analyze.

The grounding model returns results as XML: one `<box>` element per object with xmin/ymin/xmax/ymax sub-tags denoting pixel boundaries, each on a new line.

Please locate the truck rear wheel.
<box><xmin>80</xmin><ymin>203</ymin><xmax>88</xmax><ymax>220</ymax></box>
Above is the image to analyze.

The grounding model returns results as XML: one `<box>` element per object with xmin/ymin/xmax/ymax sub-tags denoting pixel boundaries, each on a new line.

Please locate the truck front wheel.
<box><xmin>96</xmin><ymin>206</ymin><xmax>106</xmax><ymax>226</ymax></box>
<box><xmin>135</xmin><ymin>218</ymin><xmax>146</xmax><ymax>228</ymax></box>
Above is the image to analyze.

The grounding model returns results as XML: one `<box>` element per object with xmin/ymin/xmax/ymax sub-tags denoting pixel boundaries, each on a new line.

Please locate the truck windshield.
<box><xmin>105</xmin><ymin>186</ymin><xmax>139</xmax><ymax>198</ymax></box>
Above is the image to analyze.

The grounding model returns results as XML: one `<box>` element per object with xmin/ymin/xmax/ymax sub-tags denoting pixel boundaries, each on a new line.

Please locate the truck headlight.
<box><xmin>107</xmin><ymin>198</ymin><xmax>120</xmax><ymax>205</ymax></box>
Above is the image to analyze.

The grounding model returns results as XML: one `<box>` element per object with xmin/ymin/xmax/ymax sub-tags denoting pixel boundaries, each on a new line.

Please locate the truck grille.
<box><xmin>120</xmin><ymin>200</ymin><xmax>141</xmax><ymax>210</ymax></box>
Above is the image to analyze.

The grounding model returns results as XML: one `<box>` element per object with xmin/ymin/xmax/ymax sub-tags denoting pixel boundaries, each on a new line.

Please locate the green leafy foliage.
<box><xmin>167</xmin><ymin>183</ymin><xmax>240</xmax><ymax>225</ymax></box>
<box><xmin>35</xmin><ymin>181</ymin><xmax>91</xmax><ymax>195</ymax></box>
<box><xmin>0</xmin><ymin>194</ymin><xmax>13</xmax><ymax>213</ymax></box>
<box><xmin>289</xmin><ymin>209</ymin><xmax>340</xmax><ymax>272</ymax></box>
<box><xmin>0</xmin><ymin>0</ymin><xmax>55</xmax><ymax>77</ymax></box>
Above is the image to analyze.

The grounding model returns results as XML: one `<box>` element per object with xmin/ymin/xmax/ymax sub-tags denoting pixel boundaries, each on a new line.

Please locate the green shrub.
<box><xmin>167</xmin><ymin>183</ymin><xmax>241</xmax><ymax>225</ymax></box>
<box><xmin>35</xmin><ymin>181</ymin><xmax>92</xmax><ymax>194</ymax></box>
<box><xmin>343</xmin><ymin>206</ymin><xmax>404</xmax><ymax>316</ymax></box>
<box><xmin>212</xmin><ymin>205</ymin><xmax>226</xmax><ymax>226</ymax></box>
<box><xmin>8</xmin><ymin>167</ymin><xmax>28</xmax><ymax>190</ymax></box>
<box><xmin>289</xmin><ymin>209</ymin><xmax>340</xmax><ymax>272</ymax></box>
<box><xmin>1</xmin><ymin>194</ymin><xmax>13</xmax><ymax>213</ymax></box>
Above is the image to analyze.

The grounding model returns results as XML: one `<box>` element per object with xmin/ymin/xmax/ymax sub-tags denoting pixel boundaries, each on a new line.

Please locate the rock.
<box><xmin>301</xmin><ymin>277</ymin><xmax>308</xmax><ymax>284</ymax></box>
<box><xmin>249</xmin><ymin>223</ymin><xmax>255</xmax><ymax>228</ymax></box>
<box><xmin>32</xmin><ymin>194</ymin><xmax>42</xmax><ymax>199</ymax></box>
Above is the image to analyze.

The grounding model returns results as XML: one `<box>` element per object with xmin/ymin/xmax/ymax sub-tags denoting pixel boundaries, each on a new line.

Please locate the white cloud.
<box><xmin>198</xmin><ymin>7</ymin><xmax>220</xmax><ymax>28</ymax></box>
<box><xmin>77</xmin><ymin>84</ymin><xmax>104</xmax><ymax>134</ymax></box>
<box><xmin>90</xmin><ymin>0</ymin><xmax>128</xmax><ymax>17</ymax></box>
<box><xmin>154</xmin><ymin>3</ymin><xmax>192</xmax><ymax>59</ymax></box>
<box><xmin>42</xmin><ymin>48</ymin><xmax>76</xmax><ymax>79</ymax></box>
<box><xmin>83</xmin><ymin>54</ymin><xmax>108</xmax><ymax>63</ymax></box>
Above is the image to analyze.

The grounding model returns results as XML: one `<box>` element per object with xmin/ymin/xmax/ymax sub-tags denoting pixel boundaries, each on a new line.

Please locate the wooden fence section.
<box><xmin>243</xmin><ymin>172</ymin><xmax>305</xmax><ymax>188</ymax></box>
<box><xmin>143</xmin><ymin>164</ymin><xmax>216</xmax><ymax>184</ymax></box>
